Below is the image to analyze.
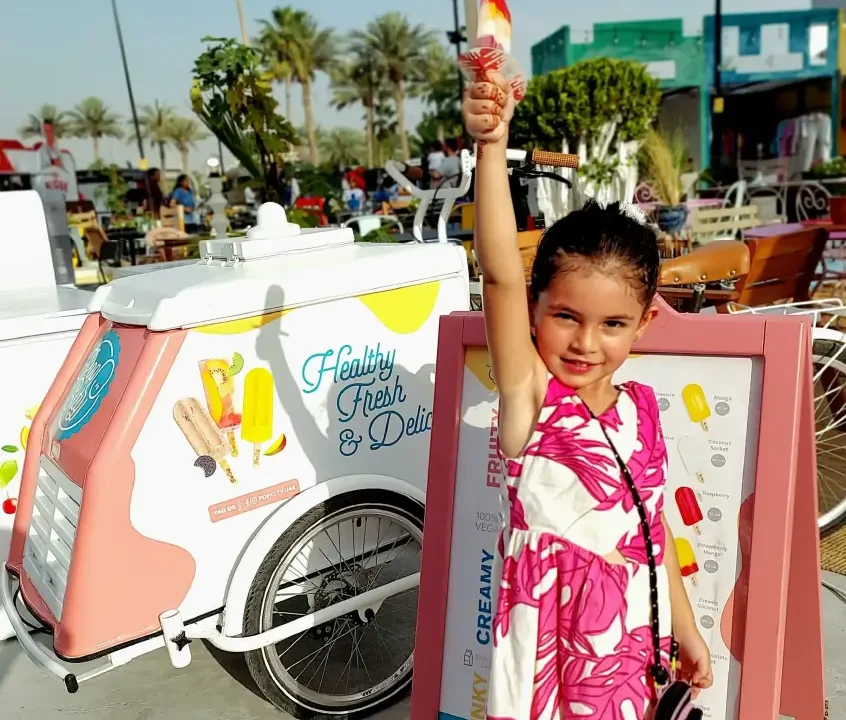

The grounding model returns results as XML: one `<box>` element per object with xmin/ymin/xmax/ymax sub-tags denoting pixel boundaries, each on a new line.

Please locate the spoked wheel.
<box><xmin>813</xmin><ymin>330</ymin><xmax>846</xmax><ymax>534</ymax></box>
<box><xmin>244</xmin><ymin>490</ymin><xmax>423</xmax><ymax>718</ymax></box>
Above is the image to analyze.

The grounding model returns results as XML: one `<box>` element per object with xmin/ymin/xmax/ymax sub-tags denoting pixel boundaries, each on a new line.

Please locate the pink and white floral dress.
<box><xmin>488</xmin><ymin>378</ymin><xmax>672</xmax><ymax>720</ymax></box>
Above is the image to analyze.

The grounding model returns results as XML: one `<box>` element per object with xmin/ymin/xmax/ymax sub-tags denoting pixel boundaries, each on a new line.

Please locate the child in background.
<box><xmin>464</xmin><ymin>72</ymin><xmax>712</xmax><ymax>719</ymax></box>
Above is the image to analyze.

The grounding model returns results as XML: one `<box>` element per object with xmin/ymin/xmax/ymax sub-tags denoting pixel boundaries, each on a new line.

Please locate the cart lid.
<box><xmin>88</xmin><ymin>202</ymin><xmax>468</xmax><ymax>331</ymax></box>
<box><xmin>0</xmin><ymin>285</ymin><xmax>92</xmax><ymax>342</ymax></box>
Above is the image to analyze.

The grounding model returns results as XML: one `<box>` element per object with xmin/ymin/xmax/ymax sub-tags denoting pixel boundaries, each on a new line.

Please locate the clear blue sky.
<box><xmin>0</xmin><ymin>0</ymin><xmax>807</xmax><ymax>170</ymax></box>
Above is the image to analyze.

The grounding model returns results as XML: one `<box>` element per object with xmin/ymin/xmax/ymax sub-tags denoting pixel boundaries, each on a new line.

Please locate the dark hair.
<box><xmin>146</xmin><ymin>167</ymin><xmax>160</xmax><ymax>179</ymax></box>
<box><xmin>430</xmin><ymin>140</ymin><xmax>443</xmax><ymax>151</ymax></box>
<box><xmin>445</xmin><ymin>137</ymin><xmax>459</xmax><ymax>153</ymax></box>
<box><xmin>529</xmin><ymin>200</ymin><xmax>660</xmax><ymax>306</ymax></box>
<box><xmin>174</xmin><ymin>174</ymin><xmax>189</xmax><ymax>189</ymax></box>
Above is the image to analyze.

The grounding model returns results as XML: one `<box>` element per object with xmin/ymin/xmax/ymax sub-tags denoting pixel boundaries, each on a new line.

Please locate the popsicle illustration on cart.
<box><xmin>242</xmin><ymin>368</ymin><xmax>274</xmax><ymax>468</ymax></box>
<box><xmin>199</xmin><ymin>357</ymin><xmax>243</xmax><ymax>456</ymax></box>
<box><xmin>457</xmin><ymin>0</ymin><xmax>527</xmax><ymax>101</ymax></box>
<box><xmin>173</xmin><ymin>398</ymin><xmax>238</xmax><ymax>484</ymax></box>
<box><xmin>682</xmin><ymin>383</ymin><xmax>711</xmax><ymax>431</ymax></box>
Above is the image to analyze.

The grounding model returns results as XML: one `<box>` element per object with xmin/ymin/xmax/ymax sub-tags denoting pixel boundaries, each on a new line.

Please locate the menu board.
<box><xmin>412</xmin><ymin>307</ymin><xmax>824</xmax><ymax>720</ymax></box>
<box><xmin>436</xmin><ymin>350</ymin><xmax>761</xmax><ymax>720</ymax></box>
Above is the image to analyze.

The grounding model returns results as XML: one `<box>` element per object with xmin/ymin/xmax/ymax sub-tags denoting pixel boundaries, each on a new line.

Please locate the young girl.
<box><xmin>464</xmin><ymin>73</ymin><xmax>713</xmax><ymax>720</ymax></box>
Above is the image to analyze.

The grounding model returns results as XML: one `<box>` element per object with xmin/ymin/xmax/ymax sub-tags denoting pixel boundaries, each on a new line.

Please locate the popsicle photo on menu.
<box><xmin>682</xmin><ymin>383</ymin><xmax>711</xmax><ymax>431</ymax></box>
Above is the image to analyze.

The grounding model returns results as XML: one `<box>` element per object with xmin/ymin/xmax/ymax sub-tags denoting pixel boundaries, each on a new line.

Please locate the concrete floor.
<box><xmin>2</xmin><ymin>573</ymin><xmax>846</xmax><ymax>720</ymax></box>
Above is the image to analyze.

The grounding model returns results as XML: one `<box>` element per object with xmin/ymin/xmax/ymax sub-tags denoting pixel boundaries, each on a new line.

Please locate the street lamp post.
<box><xmin>111</xmin><ymin>0</ymin><xmax>153</xmax><ymax>214</ymax></box>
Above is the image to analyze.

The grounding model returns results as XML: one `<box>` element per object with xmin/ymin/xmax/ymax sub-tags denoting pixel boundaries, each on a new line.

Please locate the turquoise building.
<box><xmin>531</xmin><ymin>8</ymin><xmax>844</xmax><ymax>173</ymax></box>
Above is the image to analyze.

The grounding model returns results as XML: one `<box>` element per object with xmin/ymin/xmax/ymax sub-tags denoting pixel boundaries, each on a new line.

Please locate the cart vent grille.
<box><xmin>23</xmin><ymin>457</ymin><xmax>81</xmax><ymax>621</ymax></box>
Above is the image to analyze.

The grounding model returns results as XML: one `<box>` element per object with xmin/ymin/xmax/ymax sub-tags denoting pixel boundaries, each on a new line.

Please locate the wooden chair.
<box><xmin>658</xmin><ymin>226</ymin><xmax>828</xmax><ymax>312</ymax></box>
<box><xmin>690</xmin><ymin>204</ymin><xmax>760</xmax><ymax>244</ymax></box>
<box><xmin>730</xmin><ymin>226</ymin><xmax>828</xmax><ymax>308</ymax></box>
<box><xmin>83</xmin><ymin>226</ymin><xmax>122</xmax><ymax>284</ymax></box>
<box><xmin>160</xmin><ymin>204</ymin><xmax>185</xmax><ymax>233</ymax></box>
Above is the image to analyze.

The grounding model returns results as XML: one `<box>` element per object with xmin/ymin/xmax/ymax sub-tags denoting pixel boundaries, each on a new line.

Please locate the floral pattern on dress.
<box><xmin>487</xmin><ymin>379</ymin><xmax>671</xmax><ymax>720</ymax></box>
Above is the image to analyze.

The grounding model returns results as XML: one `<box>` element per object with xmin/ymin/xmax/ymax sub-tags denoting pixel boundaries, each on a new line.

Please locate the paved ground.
<box><xmin>1</xmin><ymin>572</ymin><xmax>845</xmax><ymax>719</ymax></box>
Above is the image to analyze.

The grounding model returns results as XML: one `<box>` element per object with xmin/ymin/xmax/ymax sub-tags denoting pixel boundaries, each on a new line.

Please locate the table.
<box><xmin>105</xmin><ymin>228</ymin><xmax>145</xmax><ymax>265</ymax></box>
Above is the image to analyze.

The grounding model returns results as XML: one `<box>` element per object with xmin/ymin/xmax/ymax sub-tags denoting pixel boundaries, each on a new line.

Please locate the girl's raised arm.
<box><xmin>465</xmin><ymin>74</ymin><xmax>542</xmax><ymax>446</ymax></box>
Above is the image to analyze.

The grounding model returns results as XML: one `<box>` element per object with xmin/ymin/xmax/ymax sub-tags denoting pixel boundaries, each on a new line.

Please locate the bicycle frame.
<box><xmin>384</xmin><ymin>148</ymin><xmax>535</xmax><ymax>244</ymax></box>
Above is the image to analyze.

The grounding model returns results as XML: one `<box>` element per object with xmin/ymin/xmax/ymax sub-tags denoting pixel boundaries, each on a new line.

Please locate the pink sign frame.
<box><xmin>411</xmin><ymin>301</ymin><xmax>824</xmax><ymax>720</ymax></box>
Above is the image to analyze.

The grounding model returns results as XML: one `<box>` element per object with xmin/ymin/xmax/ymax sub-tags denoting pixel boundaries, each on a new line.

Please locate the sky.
<box><xmin>0</xmin><ymin>0</ymin><xmax>813</xmax><ymax>171</ymax></box>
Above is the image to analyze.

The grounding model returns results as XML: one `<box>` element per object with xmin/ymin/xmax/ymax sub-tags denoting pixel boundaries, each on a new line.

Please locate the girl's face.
<box><xmin>532</xmin><ymin>266</ymin><xmax>657</xmax><ymax>393</ymax></box>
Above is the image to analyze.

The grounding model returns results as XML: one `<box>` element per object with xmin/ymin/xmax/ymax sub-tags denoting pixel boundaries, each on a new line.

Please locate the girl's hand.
<box><xmin>463</xmin><ymin>72</ymin><xmax>515</xmax><ymax>146</ymax></box>
<box><xmin>676</xmin><ymin>627</ymin><xmax>713</xmax><ymax>699</ymax></box>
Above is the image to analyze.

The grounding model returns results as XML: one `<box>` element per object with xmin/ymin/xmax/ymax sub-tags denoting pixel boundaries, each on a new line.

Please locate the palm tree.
<box><xmin>128</xmin><ymin>101</ymin><xmax>175</xmax><ymax>172</ymax></box>
<box><xmin>351</xmin><ymin>13</ymin><xmax>435</xmax><ymax>161</ymax></box>
<box><xmin>319</xmin><ymin>127</ymin><xmax>367</xmax><ymax>168</ymax></box>
<box><xmin>257</xmin><ymin>6</ymin><xmax>302</xmax><ymax>120</ymax></box>
<box><xmin>330</xmin><ymin>47</ymin><xmax>383</xmax><ymax>168</ymax></box>
<box><xmin>67</xmin><ymin>97</ymin><xmax>123</xmax><ymax>162</ymax></box>
<box><xmin>418</xmin><ymin>42</ymin><xmax>462</xmax><ymax>143</ymax></box>
<box><xmin>19</xmin><ymin>104</ymin><xmax>73</xmax><ymax>141</ymax></box>
<box><xmin>260</xmin><ymin>7</ymin><xmax>337</xmax><ymax>165</ymax></box>
<box><xmin>168</xmin><ymin>117</ymin><xmax>209</xmax><ymax>173</ymax></box>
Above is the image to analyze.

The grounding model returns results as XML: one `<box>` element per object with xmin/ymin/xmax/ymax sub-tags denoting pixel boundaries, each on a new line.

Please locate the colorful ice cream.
<box><xmin>242</xmin><ymin>368</ymin><xmax>274</xmax><ymax>468</ymax></box>
<box><xmin>678</xmin><ymin>435</ymin><xmax>706</xmax><ymax>484</ymax></box>
<box><xmin>476</xmin><ymin>0</ymin><xmax>512</xmax><ymax>53</ymax></box>
<box><xmin>675</xmin><ymin>487</ymin><xmax>703</xmax><ymax>535</ymax></box>
<box><xmin>199</xmin><ymin>359</ymin><xmax>242</xmax><ymax>457</ymax></box>
<box><xmin>173</xmin><ymin>398</ymin><xmax>236</xmax><ymax>484</ymax></box>
<box><xmin>682</xmin><ymin>383</ymin><xmax>711</xmax><ymax>431</ymax></box>
<box><xmin>675</xmin><ymin>537</ymin><xmax>699</xmax><ymax>586</ymax></box>
<box><xmin>457</xmin><ymin>0</ymin><xmax>526</xmax><ymax>102</ymax></box>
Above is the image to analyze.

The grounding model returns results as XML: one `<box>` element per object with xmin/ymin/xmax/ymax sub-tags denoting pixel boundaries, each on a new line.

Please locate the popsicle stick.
<box><xmin>227</xmin><ymin>431</ymin><xmax>239</xmax><ymax>457</ymax></box>
<box><xmin>693</xmin><ymin>523</ymin><xmax>701</xmax><ymax>535</ymax></box>
<box><xmin>220</xmin><ymin>459</ymin><xmax>237</xmax><ymax>484</ymax></box>
<box><xmin>690</xmin><ymin>574</ymin><xmax>698</xmax><ymax>586</ymax></box>
<box><xmin>696</xmin><ymin>471</ymin><xmax>705</xmax><ymax>484</ymax></box>
<box><xmin>701</xmin><ymin>420</ymin><xmax>709</xmax><ymax>432</ymax></box>
<box><xmin>253</xmin><ymin>443</ymin><xmax>261</xmax><ymax>468</ymax></box>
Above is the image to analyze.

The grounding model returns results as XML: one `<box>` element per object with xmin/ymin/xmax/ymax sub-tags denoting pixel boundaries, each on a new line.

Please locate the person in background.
<box><xmin>432</xmin><ymin>138</ymin><xmax>461</xmax><ymax>189</ymax></box>
<box><xmin>144</xmin><ymin>167</ymin><xmax>165</xmax><ymax>216</ymax></box>
<box><xmin>169</xmin><ymin>174</ymin><xmax>199</xmax><ymax>232</ymax></box>
<box><xmin>427</xmin><ymin>140</ymin><xmax>445</xmax><ymax>185</ymax></box>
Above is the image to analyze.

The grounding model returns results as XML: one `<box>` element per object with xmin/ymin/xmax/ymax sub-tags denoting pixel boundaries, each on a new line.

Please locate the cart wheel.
<box><xmin>813</xmin><ymin>331</ymin><xmax>846</xmax><ymax>535</ymax></box>
<box><xmin>244</xmin><ymin>490</ymin><xmax>423</xmax><ymax>718</ymax></box>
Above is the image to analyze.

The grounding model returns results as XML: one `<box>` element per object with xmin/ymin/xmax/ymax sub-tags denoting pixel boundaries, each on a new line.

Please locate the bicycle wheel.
<box><xmin>813</xmin><ymin>329</ymin><xmax>846</xmax><ymax>534</ymax></box>
<box><xmin>244</xmin><ymin>490</ymin><xmax>422</xmax><ymax>718</ymax></box>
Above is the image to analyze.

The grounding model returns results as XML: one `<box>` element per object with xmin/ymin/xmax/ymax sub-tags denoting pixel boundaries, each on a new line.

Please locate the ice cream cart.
<box><xmin>0</xmin><ymin>190</ymin><xmax>93</xmax><ymax>641</ymax></box>
<box><xmin>1</xmin><ymin>202</ymin><xmax>470</xmax><ymax>718</ymax></box>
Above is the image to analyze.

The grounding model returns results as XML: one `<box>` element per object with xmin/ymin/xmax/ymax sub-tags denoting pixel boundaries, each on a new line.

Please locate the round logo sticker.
<box><xmin>56</xmin><ymin>329</ymin><xmax>121</xmax><ymax>440</ymax></box>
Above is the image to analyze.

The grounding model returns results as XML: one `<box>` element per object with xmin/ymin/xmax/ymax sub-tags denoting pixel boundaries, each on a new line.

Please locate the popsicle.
<box><xmin>675</xmin><ymin>537</ymin><xmax>699</xmax><ymax>586</ymax></box>
<box><xmin>682</xmin><ymin>383</ymin><xmax>711</xmax><ymax>431</ymax></box>
<box><xmin>678</xmin><ymin>435</ymin><xmax>706</xmax><ymax>483</ymax></box>
<box><xmin>675</xmin><ymin>487</ymin><xmax>703</xmax><ymax>535</ymax></box>
<box><xmin>457</xmin><ymin>0</ymin><xmax>527</xmax><ymax>102</ymax></box>
<box><xmin>173</xmin><ymin>398</ymin><xmax>237</xmax><ymax>484</ymax></box>
<box><xmin>242</xmin><ymin>368</ymin><xmax>274</xmax><ymax>468</ymax></box>
<box><xmin>199</xmin><ymin>359</ymin><xmax>242</xmax><ymax>457</ymax></box>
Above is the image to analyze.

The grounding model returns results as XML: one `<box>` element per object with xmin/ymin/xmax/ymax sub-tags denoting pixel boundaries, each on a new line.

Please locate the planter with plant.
<box><xmin>510</xmin><ymin>57</ymin><xmax>661</xmax><ymax>221</ymax></box>
<box><xmin>638</xmin><ymin>127</ymin><xmax>688</xmax><ymax>233</ymax></box>
<box><xmin>191</xmin><ymin>38</ymin><xmax>298</xmax><ymax>205</ymax></box>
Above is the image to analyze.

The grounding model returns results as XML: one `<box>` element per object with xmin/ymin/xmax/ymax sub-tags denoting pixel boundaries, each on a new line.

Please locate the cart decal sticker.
<box><xmin>357</xmin><ymin>281</ymin><xmax>440</xmax><ymax>334</ymax></box>
<box><xmin>301</xmin><ymin>343</ymin><xmax>432</xmax><ymax>456</ymax></box>
<box><xmin>208</xmin><ymin>479</ymin><xmax>300</xmax><ymax>523</ymax></box>
<box><xmin>192</xmin><ymin>309</ymin><xmax>293</xmax><ymax>335</ymax></box>
<box><xmin>56</xmin><ymin>329</ymin><xmax>120</xmax><ymax>440</ymax></box>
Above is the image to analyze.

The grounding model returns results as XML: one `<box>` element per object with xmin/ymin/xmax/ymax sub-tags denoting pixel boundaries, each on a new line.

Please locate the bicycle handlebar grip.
<box><xmin>530</xmin><ymin>150</ymin><xmax>580</xmax><ymax>169</ymax></box>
